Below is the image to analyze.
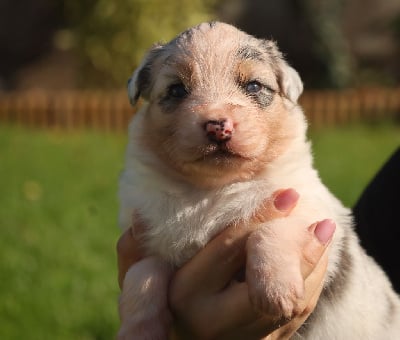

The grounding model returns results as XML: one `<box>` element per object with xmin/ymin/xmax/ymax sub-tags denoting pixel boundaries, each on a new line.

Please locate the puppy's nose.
<box><xmin>204</xmin><ymin>119</ymin><xmax>234</xmax><ymax>143</ymax></box>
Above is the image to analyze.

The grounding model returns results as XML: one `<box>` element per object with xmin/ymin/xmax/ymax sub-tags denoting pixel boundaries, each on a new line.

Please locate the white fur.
<box><xmin>119</xmin><ymin>104</ymin><xmax>400</xmax><ymax>338</ymax></box>
<box><xmin>118</xmin><ymin>22</ymin><xmax>400</xmax><ymax>339</ymax></box>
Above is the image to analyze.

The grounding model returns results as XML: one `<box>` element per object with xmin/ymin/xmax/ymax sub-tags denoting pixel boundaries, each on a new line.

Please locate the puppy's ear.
<box><xmin>278</xmin><ymin>62</ymin><xmax>303</xmax><ymax>103</ymax></box>
<box><xmin>261</xmin><ymin>40</ymin><xmax>303</xmax><ymax>103</ymax></box>
<box><xmin>127</xmin><ymin>68</ymin><xmax>142</xmax><ymax>106</ymax></box>
<box><xmin>127</xmin><ymin>44</ymin><xmax>164</xmax><ymax>105</ymax></box>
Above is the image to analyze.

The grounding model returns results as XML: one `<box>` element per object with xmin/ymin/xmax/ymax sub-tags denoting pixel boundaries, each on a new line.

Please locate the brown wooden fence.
<box><xmin>300</xmin><ymin>87</ymin><xmax>400</xmax><ymax>127</ymax></box>
<box><xmin>0</xmin><ymin>90</ymin><xmax>133</xmax><ymax>132</ymax></box>
<box><xmin>0</xmin><ymin>87</ymin><xmax>399</xmax><ymax>131</ymax></box>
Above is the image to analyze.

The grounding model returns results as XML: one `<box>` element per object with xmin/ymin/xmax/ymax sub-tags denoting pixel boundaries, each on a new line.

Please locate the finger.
<box><xmin>300</xmin><ymin>223</ymin><xmax>331</xmax><ymax>311</ymax></box>
<box><xmin>219</xmin><ymin>250</ymin><xmax>328</xmax><ymax>340</ymax></box>
<box><xmin>116</xmin><ymin>227</ymin><xmax>143</xmax><ymax>289</ymax></box>
<box><xmin>221</xmin><ymin>251</ymin><xmax>330</xmax><ymax>340</ymax></box>
<box><xmin>251</xmin><ymin>188</ymin><xmax>299</xmax><ymax>223</ymax></box>
<box><xmin>171</xmin><ymin>189</ymin><xmax>300</xmax><ymax>297</ymax></box>
<box><xmin>221</xmin><ymin>220</ymin><xmax>334</xmax><ymax>340</ymax></box>
<box><xmin>170</xmin><ymin>226</ymin><xmax>249</xmax><ymax>307</ymax></box>
<box><xmin>302</xmin><ymin>250</ymin><xmax>328</xmax><ymax>314</ymax></box>
<box><xmin>216</xmin><ymin>284</ymin><xmax>285</xmax><ymax>340</ymax></box>
<box><xmin>297</xmin><ymin>246</ymin><xmax>328</xmax><ymax>321</ymax></box>
<box><xmin>222</xmin><ymin>316</ymin><xmax>279</xmax><ymax>340</ymax></box>
<box><xmin>300</xmin><ymin>219</ymin><xmax>336</xmax><ymax>279</ymax></box>
<box><xmin>213</xmin><ymin>282</ymin><xmax>262</xmax><ymax>330</ymax></box>
<box><xmin>173</xmin><ymin>282</ymin><xmax>268</xmax><ymax>339</ymax></box>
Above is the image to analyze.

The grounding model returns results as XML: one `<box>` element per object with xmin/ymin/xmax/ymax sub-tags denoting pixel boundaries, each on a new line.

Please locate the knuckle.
<box><xmin>297</xmin><ymin>294</ymin><xmax>319</xmax><ymax>318</ymax></box>
<box><xmin>302</xmin><ymin>241</ymin><xmax>320</xmax><ymax>269</ymax></box>
<box><xmin>214</xmin><ymin>230</ymin><xmax>248</xmax><ymax>264</ymax></box>
<box><xmin>251</xmin><ymin>202</ymin><xmax>275</xmax><ymax>223</ymax></box>
<box><xmin>291</xmin><ymin>301</ymin><xmax>305</xmax><ymax>318</ymax></box>
<box><xmin>300</xmin><ymin>301</ymin><xmax>317</xmax><ymax>318</ymax></box>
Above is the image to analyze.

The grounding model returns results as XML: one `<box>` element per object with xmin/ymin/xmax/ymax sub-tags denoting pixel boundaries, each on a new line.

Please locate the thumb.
<box><xmin>300</xmin><ymin>219</ymin><xmax>336</xmax><ymax>279</ymax></box>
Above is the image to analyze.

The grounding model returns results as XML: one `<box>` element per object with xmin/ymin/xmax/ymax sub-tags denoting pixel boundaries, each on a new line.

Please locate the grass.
<box><xmin>0</xmin><ymin>122</ymin><xmax>399</xmax><ymax>339</ymax></box>
<box><xmin>0</xmin><ymin>126</ymin><xmax>126</xmax><ymax>339</ymax></box>
<box><xmin>309</xmin><ymin>122</ymin><xmax>400</xmax><ymax>207</ymax></box>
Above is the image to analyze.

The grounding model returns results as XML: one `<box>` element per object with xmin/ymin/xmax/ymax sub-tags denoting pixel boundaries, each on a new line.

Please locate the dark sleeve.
<box><xmin>353</xmin><ymin>147</ymin><xmax>400</xmax><ymax>293</ymax></box>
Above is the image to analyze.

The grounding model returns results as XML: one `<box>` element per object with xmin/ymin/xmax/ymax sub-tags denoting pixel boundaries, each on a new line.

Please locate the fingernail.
<box><xmin>274</xmin><ymin>189</ymin><xmax>299</xmax><ymax>211</ymax></box>
<box><xmin>314</xmin><ymin>219</ymin><xmax>336</xmax><ymax>245</ymax></box>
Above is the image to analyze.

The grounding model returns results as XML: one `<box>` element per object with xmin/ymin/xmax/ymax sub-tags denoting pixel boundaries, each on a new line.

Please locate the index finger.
<box><xmin>300</xmin><ymin>219</ymin><xmax>336</xmax><ymax>278</ymax></box>
<box><xmin>195</xmin><ymin>220</ymin><xmax>335</xmax><ymax>338</ymax></box>
<box><xmin>170</xmin><ymin>188</ymin><xmax>300</xmax><ymax>297</ymax></box>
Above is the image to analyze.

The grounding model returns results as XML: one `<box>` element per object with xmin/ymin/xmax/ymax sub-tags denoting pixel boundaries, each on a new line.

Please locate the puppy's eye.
<box><xmin>168</xmin><ymin>83</ymin><xmax>188</xmax><ymax>98</ymax></box>
<box><xmin>245</xmin><ymin>81</ymin><xmax>262</xmax><ymax>94</ymax></box>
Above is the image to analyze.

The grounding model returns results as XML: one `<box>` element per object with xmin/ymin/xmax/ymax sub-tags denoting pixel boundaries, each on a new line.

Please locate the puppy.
<box><xmin>118</xmin><ymin>22</ymin><xmax>400</xmax><ymax>339</ymax></box>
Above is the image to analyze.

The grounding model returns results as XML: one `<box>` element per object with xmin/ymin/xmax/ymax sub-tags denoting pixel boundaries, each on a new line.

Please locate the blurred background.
<box><xmin>1</xmin><ymin>0</ymin><xmax>400</xmax><ymax>90</ymax></box>
<box><xmin>0</xmin><ymin>0</ymin><xmax>399</xmax><ymax>339</ymax></box>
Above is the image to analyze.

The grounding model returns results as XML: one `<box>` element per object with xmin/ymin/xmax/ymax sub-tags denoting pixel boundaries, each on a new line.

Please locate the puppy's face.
<box><xmin>129</xmin><ymin>22</ymin><xmax>304</xmax><ymax>188</ymax></box>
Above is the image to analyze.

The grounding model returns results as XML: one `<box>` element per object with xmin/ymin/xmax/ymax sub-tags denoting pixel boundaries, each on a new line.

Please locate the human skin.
<box><xmin>117</xmin><ymin>189</ymin><xmax>335</xmax><ymax>339</ymax></box>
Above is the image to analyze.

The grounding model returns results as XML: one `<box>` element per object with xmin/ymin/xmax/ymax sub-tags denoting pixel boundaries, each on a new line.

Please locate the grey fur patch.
<box><xmin>237</xmin><ymin>45</ymin><xmax>264</xmax><ymax>61</ymax></box>
<box><xmin>323</xmin><ymin>237</ymin><xmax>353</xmax><ymax>301</ymax></box>
<box><xmin>158</xmin><ymin>97</ymin><xmax>183</xmax><ymax>114</ymax></box>
<box><xmin>208</xmin><ymin>21</ymin><xmax>218</xmax><ymax>28</ymax></box>
<box><xmin>133</xmin><ymin>44</ymin><xmax>167</xmax><ymax>101</ymax></box>
<box><xmin>171</xmin><ymin>28</ymin><xmax>194</xmax><ymax>46</ymax></box>
<box><xmin>261</xmin><ymin>39</ymin><xmax>283</xmax><ymax>62</ymax></box>
<box><xmin>386</xmin><ymin>292</ymin><xmax>397</xmax><ymax>325</ymax></box>
<box><xmin>298</xmin><ymin>233</ymin><xmax>353</xmax><ymax>336</ymax></box>
<box><xmin>252</xmin><ymin>90</ymin><xmax>274</xmax><ymax>108</ymax></box>
<box><xmin>172</xmin><ymin>21</ymin><xmax>217</xmax><ymax>47</ymax></box>
<box><xmin>135</xmin><ymin>65</ymin><xmax>152</xmax><ymax>100</ymax></box>
<box><xmin>158</xmin><ymin>86</ymin><xmax>189</xmax><ymax>114</ymax></box>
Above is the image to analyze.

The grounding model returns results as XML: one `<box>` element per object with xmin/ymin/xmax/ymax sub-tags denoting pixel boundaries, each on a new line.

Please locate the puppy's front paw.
<box><xmin>247</xmin><ymin>265</ymin><xmax>304</xmax><ymax>319</ymax></box>
<box><xmin>246</xmin><ymin>228</ymin><xmax>305</xmax><ymax>319</ymax></box>
<box><xmin>118</xmin><ymin>257</ymin><xmax>173</xmax><ymax>339</ymax></box>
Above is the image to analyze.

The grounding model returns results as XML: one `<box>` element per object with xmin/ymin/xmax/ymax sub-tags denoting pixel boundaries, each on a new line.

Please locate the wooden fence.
<box><xmin>300</xmin><ymin>87</ymin><xmax>400</xmax><ymax>127</ymax></box>
<box><xmin>0</xmin><ymin>90</ymin><xmax>133</xmax><ymax>132</ymax></box>
<box><xmin>0</xmin><ymin>87</ymin><xmax>399</xmax><ymax>131</ymax></box>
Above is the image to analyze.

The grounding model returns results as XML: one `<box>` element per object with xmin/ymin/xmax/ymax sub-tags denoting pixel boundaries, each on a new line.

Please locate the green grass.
<box><xmin>309</xmin><ymin>122</ymin><xmax>400</xmax><ymax>207</ymax></box>
<box><xmin>0</xmin><ymin>122</ymin><xmax>399</xmax><ymax>339</ymax></box>
<box><xmin>0</xmin><ymin>126</ymin><xmax>126</xmax><ymax>339</ymax></box>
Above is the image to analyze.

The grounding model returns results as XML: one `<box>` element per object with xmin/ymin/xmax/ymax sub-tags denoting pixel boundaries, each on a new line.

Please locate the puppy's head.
<box><xmin>128</xmin><ymin>22</ymin><xmax>305</xmax><ymax>188</ymax></box>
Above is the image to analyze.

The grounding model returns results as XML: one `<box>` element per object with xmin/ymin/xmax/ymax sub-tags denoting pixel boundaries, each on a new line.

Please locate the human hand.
<box><xmin>116</xmin><ymin>189</ymin><xmax>335</xmax><ymax>339</ymax></box>
<box><xmin>168</xmin><ymin>189</ymin><xmax>335</xmax><ymax>339</ymax></box>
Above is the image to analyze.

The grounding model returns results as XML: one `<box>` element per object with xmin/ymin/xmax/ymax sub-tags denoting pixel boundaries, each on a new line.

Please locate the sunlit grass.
<box><xmin>0</xmin><ymin>126</ymin><xmax>126</xmax><ymax>339</ymax></box>
<box><xmin>309</xmin><ymin>121</ymin><xmax>400</xmax><ymax>207</ymax></box>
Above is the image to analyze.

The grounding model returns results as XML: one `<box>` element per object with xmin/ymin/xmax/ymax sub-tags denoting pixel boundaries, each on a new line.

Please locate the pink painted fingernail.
<box><xmin>314</xmin><ymin>219</ymin><xmax>336</xmax><ymax>245</ymax></box>
<box><xmin>274</xmin><ymin>189</ymin><xmax>299</xmax><ymax>211</ymax></box>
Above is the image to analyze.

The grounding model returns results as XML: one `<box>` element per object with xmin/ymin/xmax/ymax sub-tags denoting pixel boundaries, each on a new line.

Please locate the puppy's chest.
<box><xmin>138</xmin><ymin>185</ymin><xmax>268</xmax><ymax>266</ymax></box>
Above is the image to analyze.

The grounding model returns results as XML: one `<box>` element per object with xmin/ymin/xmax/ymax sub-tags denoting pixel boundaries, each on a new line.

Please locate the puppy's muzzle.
<box><xmin>204</xmin><ymin>119</ymin><xmax>234</xmax><ymax>143</ymax></box>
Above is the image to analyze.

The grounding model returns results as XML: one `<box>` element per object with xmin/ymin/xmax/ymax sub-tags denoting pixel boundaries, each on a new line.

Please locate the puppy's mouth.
<box><xmin>198</xmin><ymin>143</ymin><xmax>245</xmax><ymax>162</ymax></box>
